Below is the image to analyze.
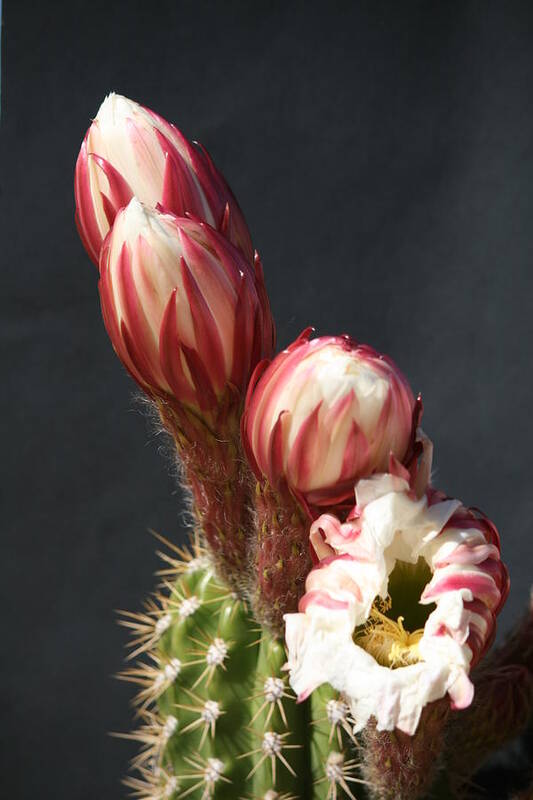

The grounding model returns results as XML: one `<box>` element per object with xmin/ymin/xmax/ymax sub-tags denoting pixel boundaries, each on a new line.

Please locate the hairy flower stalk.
<box><xmin>361</xmin><ymin>698</ymin><xmax>450</xmax><ymax>800</ymax></box>
<box><xmin>442</xmin><ymin>591</ymin><xmax>533</xmax><ymax>787</ymax></box>
<box><xmin>75</xmin><ymin>93</ymin><xmax>253</xmax><ymax>265</ymax></box>
<box><xmin>484</xmin><ymin>588</ymin><xmax>533</xmax><ymax>673</ymax></box>
<box><xmin>444</xmin><ymin>663</ymin><xmax>533</xmax><ymax>791</ymax></box>
<box><xmin>242</xmin><ymin>330</ymin><xmax>419</xmax><ymax>631</ymax></box>
<box><xmin>251</xmin><ymin>479</ymin><xmax>312</xmax><ymax>633</ymax></box>
<box><xmin>99</xmin><ymin>199</ymin><xmax>275</xmax><ymax>589</ymax></box>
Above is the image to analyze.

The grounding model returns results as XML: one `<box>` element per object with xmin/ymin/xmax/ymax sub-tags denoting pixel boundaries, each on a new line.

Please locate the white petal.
<box><xmin>285</xmin><ymin>474</ymin><xmax>492</xmax><ymax>736</ymax></box>
<box><xmin>284</xmin><ymin>602</ymin><xmax>468</xmax><ymax>735</ymax></box>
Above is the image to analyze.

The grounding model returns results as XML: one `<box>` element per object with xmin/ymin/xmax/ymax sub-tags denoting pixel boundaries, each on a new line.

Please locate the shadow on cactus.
<box><xmin>75</xmin><ymin>93</ymin><xmax>533</xmax><ymax>799</ymax></box>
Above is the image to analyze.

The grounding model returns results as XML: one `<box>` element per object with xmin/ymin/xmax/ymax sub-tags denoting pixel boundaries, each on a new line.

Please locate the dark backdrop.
<box><xmin>3</xmin><ymin>2</ymin><xmax>533</xmax><ymax>798</ymax></box>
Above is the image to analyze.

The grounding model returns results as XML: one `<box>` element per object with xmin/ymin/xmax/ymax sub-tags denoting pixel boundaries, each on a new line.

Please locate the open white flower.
<box><xmin>284</xmin><ymin>473</ymin><xmax>509</xmax><ymax>735</ymax></box>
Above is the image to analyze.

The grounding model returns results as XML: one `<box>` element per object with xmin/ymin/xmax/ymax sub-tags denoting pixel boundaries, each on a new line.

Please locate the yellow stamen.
<box><xmin>354</xmin><ymin>603</ymin><xmax>424</xmax><ymax>668</ymax></box>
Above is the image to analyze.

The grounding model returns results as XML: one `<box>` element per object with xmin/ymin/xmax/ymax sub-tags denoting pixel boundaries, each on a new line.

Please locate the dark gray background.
<box><xmin>2</xmin><ymin>1</ymin><xmax>533</xmax><ymax>798</ymax></box>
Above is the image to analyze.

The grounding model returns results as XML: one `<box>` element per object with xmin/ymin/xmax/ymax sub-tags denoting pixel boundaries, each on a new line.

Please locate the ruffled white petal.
<box><xmin>285</xmin><ymin>473</ymin><xmax>505</xmax><ymax>735</ymax></box>
<box><xmin>285</xmin><ymin>598</ymin><xmax>472</xmax><ymax>734</ymax></box>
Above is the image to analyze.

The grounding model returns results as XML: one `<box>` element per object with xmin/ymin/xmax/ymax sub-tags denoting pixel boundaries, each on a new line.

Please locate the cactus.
<box><xmin>118</xmin><ymin>536</ymin><xmax>363</xmax><ymax>800</ymax></box>
<box><xmin>74</xmin><ymin>95</ymin><xmax>533</xmax><ymax>800</ymax></box>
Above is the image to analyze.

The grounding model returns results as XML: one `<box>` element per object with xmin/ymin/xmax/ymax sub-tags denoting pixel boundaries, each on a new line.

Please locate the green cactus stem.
<box><xmin>118</xmin><ymin>537</ymin><xmax>362</xmax><ymax>800</ymax></box>
<box><xmin>117</xmin><ymin>538</ymin><xmax>533</xmax><ymax>800</ymax></box>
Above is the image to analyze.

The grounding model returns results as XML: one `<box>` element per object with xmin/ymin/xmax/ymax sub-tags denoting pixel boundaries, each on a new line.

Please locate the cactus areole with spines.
<box><xmin>74</xmin><ymin>94</ymin><xmax>533</xmax><ymax>800</ymax></box>
<box><xmin>118</xmin><ymin>543</ymin><xmax>360</xmax><ymax>799</ymax></box>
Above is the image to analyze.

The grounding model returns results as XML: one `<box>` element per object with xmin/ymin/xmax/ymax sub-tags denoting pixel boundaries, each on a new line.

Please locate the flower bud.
<box><xmin>99</xmin><ymin>198</ymin><xmax>274</xmax><ymax>417</ymax></box>
<box><xmin>75</xmin><ymin>93</ymin><xmax>253</xmax><ymax>265</ymax></box>
<box><xmin>99</xmin><ymin>199</ymin><xmax>274</xmax><ymax>590</ymax></box>
<box><xmin>242</xmin><ymin>330</ymin><xmax>415</xmax><ymax>506</ymax></box>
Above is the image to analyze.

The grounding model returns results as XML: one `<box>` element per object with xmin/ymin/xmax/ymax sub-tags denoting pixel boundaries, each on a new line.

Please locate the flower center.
<box><xmin>353</xmin><ymin>558</ymin><xmax>434</xmax><ymax>668</ymax></box>
<box><xmin>355</xmin><ymin>604</ymin><xmax>424</xmax><ymax>667</ymax></box>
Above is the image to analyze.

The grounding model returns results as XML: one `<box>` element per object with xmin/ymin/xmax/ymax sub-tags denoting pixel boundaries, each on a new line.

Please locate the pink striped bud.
<box><xmin>75</xmin><ymin>93</ymin><xmax>253</xmax><ymax>265</ymax></box>
<box><xmin>242</xmin><ymin>330</ymin><xmax>416</xmax><ymax>506</ymax></box>
<box><xmin>99</xmin><ymin>198</ymin><xmax>274</xmax><ymax>417</ymax></box>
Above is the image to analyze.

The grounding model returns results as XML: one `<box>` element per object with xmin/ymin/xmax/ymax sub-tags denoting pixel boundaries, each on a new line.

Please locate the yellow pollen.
<box><xmin>354</xmin><ymin>603</ymin><xmax>424</xmax><ymax>667</ymax></box>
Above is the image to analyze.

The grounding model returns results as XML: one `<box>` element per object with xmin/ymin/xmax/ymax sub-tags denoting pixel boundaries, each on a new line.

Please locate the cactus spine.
<box><xmin>119</xmin><ymin>537</ymin><xmax>362</xmax><ymax>800</ymax></box>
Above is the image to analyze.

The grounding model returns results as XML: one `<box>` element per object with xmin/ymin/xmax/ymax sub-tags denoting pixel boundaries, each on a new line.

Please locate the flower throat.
<box><xmin>354</xmin><ymin>558</ymin><xmax>434</xmax><ymax>668</ymax></box>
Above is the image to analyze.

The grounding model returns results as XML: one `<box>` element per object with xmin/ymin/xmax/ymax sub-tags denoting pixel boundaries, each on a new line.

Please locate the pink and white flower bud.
<box><xmin>242</xmin><ymin>331</ymin><xmax>416</xmax><ymax>506</ymax></box>
<box><xmin>99</xmin><ymin>198</ymin><xmax>274</xmax><ymax>416</ymax></box>
<box><xmin>75</xmin><ymin>93</ymin><xmax>253</xmax><ymax>265</ymax></box>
